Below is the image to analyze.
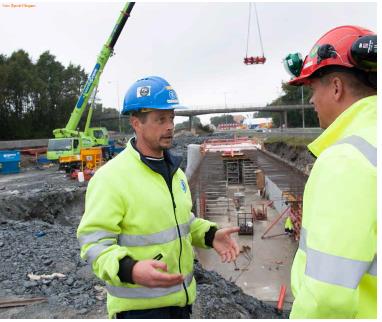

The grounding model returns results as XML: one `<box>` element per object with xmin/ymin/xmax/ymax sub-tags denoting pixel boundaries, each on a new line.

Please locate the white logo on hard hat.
<box><xmin>167</xmin><ymin>90</ymin><xmax>178</xmax><ymax>103</ymax></box>
<box><xmin>137</xmin><ymin>86</ymin><xmax>151</xmax><ymax>98</ymax></box>
<box><xmin>168</xmin><ymin>90</ymin><xmax>177</xmax><ymax>100</ymax></box>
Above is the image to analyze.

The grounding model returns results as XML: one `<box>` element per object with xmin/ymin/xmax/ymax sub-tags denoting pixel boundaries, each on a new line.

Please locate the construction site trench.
<box><xmin>0</xmin><ymin>133</ymin><xmax>314</xmax><ymax>319</ymax></box>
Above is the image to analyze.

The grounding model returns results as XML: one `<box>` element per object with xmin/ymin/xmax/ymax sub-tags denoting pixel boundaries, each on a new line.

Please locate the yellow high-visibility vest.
<box><xmin>77</xmin><ymin>140</ymin><xmax>217</xmax><ymax>318</ymax></box>
<box><xmin>290</xmin><ymin>95</ymin><xmax>377</xmax><ymax>318</ymax></box>
<box><xmin>285</xmin><ymin>216</ymin><xmax>293</xmax><ymax>230</ymax></box>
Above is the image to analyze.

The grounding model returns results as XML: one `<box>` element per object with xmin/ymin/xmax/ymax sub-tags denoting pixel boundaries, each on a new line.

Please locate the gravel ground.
<box><xmin>0</xmin><ymin>218</ymin><xmax>107</xmax><ymax>318</ymax></box>
<box><xmin>0</xmin><ymin>218</ymin><xmax>288</xmax><ymax>319</ymax></box>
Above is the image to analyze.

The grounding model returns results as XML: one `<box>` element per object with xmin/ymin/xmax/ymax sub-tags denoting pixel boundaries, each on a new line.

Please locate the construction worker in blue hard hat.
<box><xmin>77</xmin><ymin>76</ymin><xmax>240</xmax><ymax>319</ymax></box>
<box><xmin>284</xmin><ymin>26</ymin><xmax>376</xmax><ymax>318</ymax></box>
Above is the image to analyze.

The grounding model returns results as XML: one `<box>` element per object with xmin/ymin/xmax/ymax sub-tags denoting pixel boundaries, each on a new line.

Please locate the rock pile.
<box><xmin>193</xmin><ymin>262</ymin><xmax>289</xmax><ymax>318</ymax></box>
<box><xmin>0</xmin><ymin>219</ymin><xmax>105</xmax><ymax>318</ymax></box>
<box><xmin>0</xmin><ymin>218</ymin><xmax>288</xmax><ymax>319</ymax></box>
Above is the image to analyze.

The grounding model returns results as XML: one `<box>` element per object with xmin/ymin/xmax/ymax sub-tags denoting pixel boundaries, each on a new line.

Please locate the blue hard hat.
<box><xmin>122</xmin><ymin>76</ymin><xmax>185</xmax><ymax>115</ymax></box>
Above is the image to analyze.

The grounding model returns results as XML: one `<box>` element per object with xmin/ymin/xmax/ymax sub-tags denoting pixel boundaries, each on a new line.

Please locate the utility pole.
<box><xmin>224</xmin><ymin>92</ymin><xmax>228</xmax><ymax>124</ymax></box>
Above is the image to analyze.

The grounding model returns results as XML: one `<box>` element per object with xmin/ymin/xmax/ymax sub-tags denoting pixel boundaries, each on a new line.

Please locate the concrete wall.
<box><xmin>0</xmin><ymin>139</ymin><xmax>49</xmax><ymax>150</ymax></box>
<box><xmin>264</xmin><ymin>176</ymin><xmax>288</xmax><ymax>214</ymax></box>
<box><xmin>185</xmin><ymin>144</ymin><xmax>203</xmax><ymax>181</ymax></box>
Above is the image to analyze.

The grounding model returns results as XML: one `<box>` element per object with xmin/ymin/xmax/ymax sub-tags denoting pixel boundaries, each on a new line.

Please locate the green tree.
<box><xmin>59</xmin><ymin>63</ymin><xmax>87</xmax><ymax>128</ymax></box>
<box><xmin>0</xmin><ymin>54</ymin><xmax>10</xmax><ymax>137</ymax></box>
<box><xmin>210</xmin><ymin>114</ymin><xmax>234</xmax><ymax>127</ymax></box>
<box><xmin>0</xmin><ymin>50</ymin><xmax>90</xmax><ymax>139</ymax></box>
<box><xmin>175</xmin><ymin>116</ymin><xmax>201</xmax><ymax>131</ymax></box>
<box><xmin>32</xmin><ymin>51</ymin><xmax>65</xmax><ymax>137</ymax></box>
<box><xmin>259</xmin><ymin>82</ymin><xmax>319</xmax><ymax>128</ymax></box>
<box><xmin>1</xmin><ymin>50</ymin><xmax>37</xmax><ymax>139</ymax></box>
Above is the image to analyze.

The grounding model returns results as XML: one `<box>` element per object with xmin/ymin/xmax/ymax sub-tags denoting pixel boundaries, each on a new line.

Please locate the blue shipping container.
<box><xmin>0</xmin><ymin>150</ymin><xmax>21</xmax><ymax>174</ymax></box>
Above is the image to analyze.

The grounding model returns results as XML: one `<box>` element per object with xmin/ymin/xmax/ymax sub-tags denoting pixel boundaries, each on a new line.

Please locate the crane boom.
<box><xmin>53</xmin><ymin>2</ymin><xmax>135</xmax><ymax>137</ymax></box>
<box><xmin>47</xmin><ymin>2</ymin><xmax>134</xmax><ymax>161</ymax></box>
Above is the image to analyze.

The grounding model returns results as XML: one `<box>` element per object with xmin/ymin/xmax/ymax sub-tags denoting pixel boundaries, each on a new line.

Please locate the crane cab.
<box><xmin>88</xmin><ymin>127</ymin><xmax>109</xmax><ymax>146</ymax></box>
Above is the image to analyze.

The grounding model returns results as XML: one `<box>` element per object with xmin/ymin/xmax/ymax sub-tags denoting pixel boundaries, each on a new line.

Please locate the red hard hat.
<box><xmin>289</xmin><ymin>25</ymin><xmax>376</xmax><ymax>85</ymax></box>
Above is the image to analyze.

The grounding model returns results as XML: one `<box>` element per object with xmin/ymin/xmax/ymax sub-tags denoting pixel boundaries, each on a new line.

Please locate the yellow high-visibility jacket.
<box><xmin>77</xmin><ymin>140</ymin><xmax>217</xmax><ymax>318</ymax></box>
<box><xmin>285</xmin><ymin>216</ymin><xmax>293</xmax><ymax>231</ymax></box>
<box><xmin>290</xmin><ymin>95</ymin><xmax>377</xmax><ymax>318</ymax></box>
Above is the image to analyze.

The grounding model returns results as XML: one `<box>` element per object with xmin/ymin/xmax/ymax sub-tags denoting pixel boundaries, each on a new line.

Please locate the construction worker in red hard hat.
<box><xmin>283</xmin><ymin>26</ymin><xmax>377</xmax><ymax>318</ymax></box>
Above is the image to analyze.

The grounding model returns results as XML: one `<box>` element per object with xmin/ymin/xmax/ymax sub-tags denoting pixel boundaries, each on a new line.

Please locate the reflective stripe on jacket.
<box><xmin>77</xmin><ymin>140</ymin><xmax>217</xmax><ymax>318</ymax></box>
<box><xmin>290</xmin><ymin>95</ymin><xmax>377</xmax><ymax>318</ymax></box>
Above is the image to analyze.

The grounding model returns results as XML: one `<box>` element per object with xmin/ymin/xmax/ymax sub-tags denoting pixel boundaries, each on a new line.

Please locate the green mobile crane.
<box><xmin>47</xmin><ymin>2</ymin><xmax>135</xmax><ymax>161</ymax></box>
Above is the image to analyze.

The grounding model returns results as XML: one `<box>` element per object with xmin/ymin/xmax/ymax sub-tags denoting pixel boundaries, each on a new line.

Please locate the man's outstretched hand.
<box><xmin>212</xmin><ymin>227</ymin><xmax>240</xmax><ymax>263</ymax></box>
<box><xmin>132</xmin><ymin>260</ymin><xmax>184</xmax><ymax>288</ymax></box>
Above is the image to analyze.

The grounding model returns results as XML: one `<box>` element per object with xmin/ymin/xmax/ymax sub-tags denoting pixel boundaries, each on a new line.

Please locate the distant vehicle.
<box><xmin>244</xmin><ymin>117</ymin><xmax>273</xmax><ymax>131</ymax></box>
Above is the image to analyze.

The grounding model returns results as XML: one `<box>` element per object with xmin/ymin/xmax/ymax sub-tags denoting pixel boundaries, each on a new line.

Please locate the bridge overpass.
<box><xmin>90</xmin><ymin>104</ymin><xmax>314</xmax><ymax>130</ymax></box>
<box><xmin>175</xmin><ymin>104</ymin><xmax>313</xmax><ymax>116</ymax></box>
<box><xmin>174</xmin><ymin>104</ymin><xmax>313</xmax><ymax>130</ymax></box>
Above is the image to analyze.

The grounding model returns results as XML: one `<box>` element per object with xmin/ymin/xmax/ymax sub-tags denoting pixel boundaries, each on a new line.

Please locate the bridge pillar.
<box><xmin>283</xmin><ymin>111</ymin><xmax>288</xmax><ymax>128</ymax></box>
<box><xmin>189</xmin><ymin>116</ymin><xmax>192</xmax><ymax>131</ymax></box>
<box><xmin>302</xmin><ymin>106</ymin><xmax>305</xmax><ymax>128</ymax></box>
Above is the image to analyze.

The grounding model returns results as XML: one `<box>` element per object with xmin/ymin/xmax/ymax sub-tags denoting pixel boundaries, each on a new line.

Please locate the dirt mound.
<box><xmin>0</xmin><ymin>187</ymin><xmax>85</xmax><ymax>225</ymax></box>
<box><xmin>264</xmin><ymin>141</ymin><xmax>315</xmax><ymax>174</ymax></box>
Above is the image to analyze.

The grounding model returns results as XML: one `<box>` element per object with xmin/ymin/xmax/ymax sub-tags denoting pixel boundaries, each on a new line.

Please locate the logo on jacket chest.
<box><xmin>180</xmin><ymin>179</ymin><xmax>187</xmax><ymax>193</ymax></box>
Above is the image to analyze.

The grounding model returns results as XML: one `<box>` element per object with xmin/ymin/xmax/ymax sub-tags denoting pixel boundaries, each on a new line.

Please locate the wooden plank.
<box><xmin>0</xmin><ymin>297</ymin><xmax>47</xmax><ymax>309</ymax></box>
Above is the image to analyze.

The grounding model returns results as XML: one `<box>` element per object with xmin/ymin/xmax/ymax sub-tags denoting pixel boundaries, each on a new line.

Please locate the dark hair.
<box><xmin>311</xmin><ymin>65</ymin><xmax>377</xmax><ymax>91</ymax></box>
<box><xmin>130</xmin><ymin>110</ymin><xmax>149</xmax><ymax>123</ymax></box>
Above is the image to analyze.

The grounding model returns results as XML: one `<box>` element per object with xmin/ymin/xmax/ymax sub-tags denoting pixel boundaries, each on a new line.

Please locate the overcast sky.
<box><xmin>0</xmin><ymin>1</ymin><xmax>377</xmax><ymax>123</ymax></box>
